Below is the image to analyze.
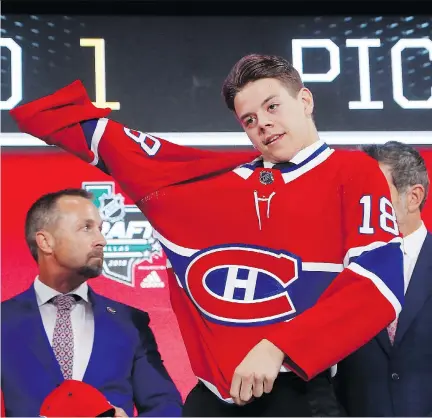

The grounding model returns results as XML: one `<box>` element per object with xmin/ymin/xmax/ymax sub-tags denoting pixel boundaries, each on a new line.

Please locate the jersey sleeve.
<box><xmin>9</xmin><ymin>80</ymin><xmax>257</xmax><ymax>202</ymax></box>
<box><xmin>265</xmin><ymin>152</ymin><xmax>404</xmax><ymax>380</ymax></box>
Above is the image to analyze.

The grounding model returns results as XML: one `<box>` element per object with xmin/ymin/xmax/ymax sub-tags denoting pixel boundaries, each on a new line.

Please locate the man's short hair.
<box><xmin>25</xmin><ymin>188</ymin><xmax>93</xmax><ymax>262</ymax></box>
<box><xmin>361</xmin><ymin>141</ymin><xmax>430</xmax><ymax>211</ymax></box>
<box><xmin>222</xmin><ymin>54</ymin><xmax>304</xmax><ymax>111</ymax></box>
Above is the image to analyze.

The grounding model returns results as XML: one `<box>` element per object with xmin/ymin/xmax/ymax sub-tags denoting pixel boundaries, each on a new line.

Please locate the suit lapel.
<box><xmin>14</xmin><ymin>286</ymin><xmax>63</xmax><ymax>383</ymax></box>
<box><xmin>395</xmin><ymin>234</ymin><xmax>432</xmax><ymax>346</ymax></box>
<box><xmin>375</xmin><ymin>328</ymin><xmax>392</xmax><ymax>356</ymax></box>
<box><xmin>82</xmin><ymin>289</ymin><xmax>118</xmax><ymax>387</ymax></box>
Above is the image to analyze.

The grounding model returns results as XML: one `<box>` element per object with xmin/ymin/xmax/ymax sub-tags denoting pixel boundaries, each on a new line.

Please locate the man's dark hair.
<box><xmin>25</xmin><ymin>188</ymin><xmax>93</xmax><ymax>262</ymax></box>
<box><xmin>222</xmin><ymin>54</ymin><xmax>304</xmax><ymax>112</ymax></box>
<box><xmin>361</xmin><ymin>141</ymin><xmax>430</xmax><ymax>211</ymax></box>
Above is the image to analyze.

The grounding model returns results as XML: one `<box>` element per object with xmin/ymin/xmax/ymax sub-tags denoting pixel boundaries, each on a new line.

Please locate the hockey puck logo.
<box><xmin>259</xmin><ymin>170</ymin><xmax>274</xmax><ymax>185</ymax></box>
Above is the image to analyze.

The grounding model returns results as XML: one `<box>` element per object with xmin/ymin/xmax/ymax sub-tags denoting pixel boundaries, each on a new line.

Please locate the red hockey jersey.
<box><xmin>11</xmin><ymin>81</ymin><xmax>404</xmax><ymax>402</ymax></box>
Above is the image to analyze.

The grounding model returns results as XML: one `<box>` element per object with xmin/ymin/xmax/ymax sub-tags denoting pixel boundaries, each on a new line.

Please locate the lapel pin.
<box><xmin>106</xmin><ymin>306</ymin><xmax>116</xmax><ymax>314</ymax></box>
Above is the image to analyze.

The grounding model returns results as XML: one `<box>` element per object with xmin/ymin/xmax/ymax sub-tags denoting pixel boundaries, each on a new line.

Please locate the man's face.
<box><xmin>233</xmin><ymin>78</ymin><xmax>315</xmax><ymax>163</ymax></box>
<box><xmin>49</xmin><ymin>196</ymin><xmax>106</xmax><ymax>278</ymax></box>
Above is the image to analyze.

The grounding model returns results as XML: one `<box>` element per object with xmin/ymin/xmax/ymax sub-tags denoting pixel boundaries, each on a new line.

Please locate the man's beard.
<box><xmin>77</xmin><ymin>250</ymin><xmax>104</xmax><ymax>278</ymax></box>
<box><xmin>76</xmin><ymin>263</ymin><xmax>103</xmax><ymax>278</ymax></box>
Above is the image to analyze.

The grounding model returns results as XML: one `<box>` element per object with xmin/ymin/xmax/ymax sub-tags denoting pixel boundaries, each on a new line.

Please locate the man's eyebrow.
<box><xmin>239</xmin><ymin>95</ymin><xmax>278</xmax><ymax>120</ymax></box>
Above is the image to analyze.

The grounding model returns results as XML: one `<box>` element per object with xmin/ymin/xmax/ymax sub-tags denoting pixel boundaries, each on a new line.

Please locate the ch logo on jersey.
<box><xmin>82</xmin><ymin>181</ymin><xmax>163</xmax><ymax>286</ymax></box>
<box><xmin>184</xmin><ymin>245</ymin><xmax>299</xmax><ymax>326</ymax></box>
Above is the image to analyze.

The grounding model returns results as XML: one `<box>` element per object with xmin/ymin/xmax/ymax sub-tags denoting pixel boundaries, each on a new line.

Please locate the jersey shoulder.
<box><xmin>329</xmin><ymin>148</ymin><xmax>384</xmax><ymax>181</ymax></box>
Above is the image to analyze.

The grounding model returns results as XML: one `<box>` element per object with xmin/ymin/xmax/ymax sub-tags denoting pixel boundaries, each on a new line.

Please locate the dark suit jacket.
<box><xmin>335</xmin><ymin>233</ymin><xmax>432</xmax><ymax>417</ymax></box>
<box><xmin>1</xmin><ymin>285</ymin><xmax>183</xmax><ymax>417</ymax></box>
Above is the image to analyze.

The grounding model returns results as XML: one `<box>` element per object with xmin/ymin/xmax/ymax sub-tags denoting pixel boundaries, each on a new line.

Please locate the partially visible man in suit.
<box><xmin>335</xmin><ymin>141</ymin><xmax>431</xmax><ymax>416</ymax></box>
<box><xmin>1</xmin><ymin>188</ymin><xmax>183</xmax><ymax>417</ymax></box>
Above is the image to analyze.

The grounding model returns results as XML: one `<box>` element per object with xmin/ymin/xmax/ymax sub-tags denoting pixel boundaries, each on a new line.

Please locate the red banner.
<box><xmin>2</xmin><ymin>148</ymin><xmax>432</xmax><ymax>398</ymax></box>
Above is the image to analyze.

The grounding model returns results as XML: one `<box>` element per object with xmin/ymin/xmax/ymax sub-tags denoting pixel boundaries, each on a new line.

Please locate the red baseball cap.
<box><xmin>40</xmin><ymin>380</ymin><xmax>115</xmax><ymax>417</ymax></box>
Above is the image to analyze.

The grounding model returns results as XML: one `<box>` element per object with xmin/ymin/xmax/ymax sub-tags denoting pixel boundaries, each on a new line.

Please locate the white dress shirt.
<box><xmin>34</xmin><ymin>277</ymin><xmax>95</xmax><ymax>381</ymax></box>
<box><xmin>402</xmin><ymin>221</ymin><xmax>428</xmax><ymax>294</ymax></box>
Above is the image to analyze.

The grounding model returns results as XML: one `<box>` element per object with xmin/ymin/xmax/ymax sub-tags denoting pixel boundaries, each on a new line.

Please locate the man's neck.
<box><xmin>38</xmin><ymin>269</ymin><xmax>85</xmax><ymax>294</ymax></box>
<box><xmin>400</xmin><ymin>215</ymin><xmax>423</xmax><ymax>237</ymax></box>
<box><xmin>263</xmin><ymin>137</ymin><xmax>322</xmax><ymax>166</ymax></box>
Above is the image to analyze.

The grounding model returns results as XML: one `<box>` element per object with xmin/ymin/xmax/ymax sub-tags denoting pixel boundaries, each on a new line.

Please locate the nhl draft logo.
<box><xmin>82</xmin><ymin>181</ymin><xmax>164</xmax><ymax>287</ymax></box>
<box><xmin>99</xmin><ymin>192</ymin><xmax>125</xmax><ymax>223</ymax></box>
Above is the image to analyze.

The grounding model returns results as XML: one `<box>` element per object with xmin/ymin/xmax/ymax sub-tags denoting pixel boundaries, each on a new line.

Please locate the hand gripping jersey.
<box><xmin>11</xmin><ymin>81</ymin><xmax>404</xmax><ymax>402</ymax></box>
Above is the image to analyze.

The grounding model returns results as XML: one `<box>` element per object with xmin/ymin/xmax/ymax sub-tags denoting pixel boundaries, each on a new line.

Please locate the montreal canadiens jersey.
<box><xmin>11</xmin><ymin>81</ymin><xmax>404</xmax><ymax>402</ymax></box>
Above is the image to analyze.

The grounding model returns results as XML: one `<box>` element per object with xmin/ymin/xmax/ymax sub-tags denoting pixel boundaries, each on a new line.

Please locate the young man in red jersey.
<box><xmin>11</xmin><ymin>54</ymin><xmax>404</xmax><ymax>417</ymax></box>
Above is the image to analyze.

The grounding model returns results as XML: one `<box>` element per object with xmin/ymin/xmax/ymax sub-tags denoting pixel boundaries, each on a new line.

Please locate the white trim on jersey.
<box><xmin>233</xmin><ymin>155</ymin><xmax>262</xmax><ymax>179</ymax></box>
<box><xmin>281</xmin><ymin>147</ymin><xmax>334</xmax><ymax>184</ymax></box>
<box><xmin>154</xmin><ymin>230</ymin><xmax>344</xmax><ymax>273</ymax></box>
<box><xmin>290</xmin><ymin>139</ymin><xmax>326</xmax><ymax>164</ymax></box>
<box><xmin>302</xmin><ymin>262</ymin><xmax>343</xmax><ymax>273</ymax></box>
<box><xmin>197</xmin><ymin>377</ymin><xmax>234</xmax><ymax>403</ymax></box>
<box><xmin>232</xmin><ymin>166</ymin><xmax>254</xmax><ymax>179</ymax></box>
<box><xmin>343</xmin><ymin>237</ymin><xmax>404</xmax><ymax>267</ymax></box>
<box><xmin>153</xmin><ymin>230</ymin><xmax>198</xmax><ymax>257</ymax></box>
<box><xmin>232</xmin><ymin>139</ymin><xmax>334</xmax><ymax>183</ymax></box>
<box><xmin>347</xmin><ymin>262</ymin><xmax>402</xmax><ymax>316</ymax></box>
<box><xmin>89</xmin><ymin>118</ymin><xmax>108</xmax><ymax>166</ymax></box>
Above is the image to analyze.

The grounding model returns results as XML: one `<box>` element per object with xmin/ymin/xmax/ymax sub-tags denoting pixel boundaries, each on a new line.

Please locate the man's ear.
<box><xmin>407</xmin><ymin>184</ymin><xmax>425</xmax><ymax>212</ymax></box>
<box><xmin>300</xmin><ymin>88</ymin><xmax>314</xmax><ymax>117</ymax></box>
<box><xmin>35</xmin><ymin>230</ymin><xmax>55</xmax><ymax>257</ymax></box>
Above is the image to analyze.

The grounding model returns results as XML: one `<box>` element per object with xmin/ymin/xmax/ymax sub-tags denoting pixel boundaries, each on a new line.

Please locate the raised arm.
<box><xmin>10</xmin><ymin>81</ymin><xmax>257</xmax><ymax>203</ymax></box>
